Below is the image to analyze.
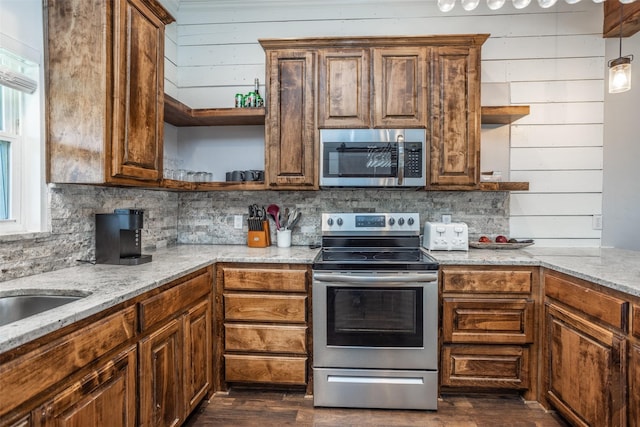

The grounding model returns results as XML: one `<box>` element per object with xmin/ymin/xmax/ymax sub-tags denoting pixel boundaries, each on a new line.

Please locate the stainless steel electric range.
<box><xmin>312</xmin><ymin>212</ymin><xmax>439</xmax><ymax>410</ymax></box>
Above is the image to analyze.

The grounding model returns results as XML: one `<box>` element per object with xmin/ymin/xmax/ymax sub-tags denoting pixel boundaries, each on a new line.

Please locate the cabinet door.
<box><xmin>428</xmin><ymin>46</ymin><xmax>481</xmax><ymax>189</ymax></box>
<box><xmin>372</xmin><ymin>47</ymin><xmax>426</xmax><ymax>128</ymax></box>
<box><xmin>139</xmin><ymin>319</ymin><xmax>184</xmax><ymax>427</ymax></box>
<box><xmin>629</xmin><ymin>343</ymin><xmax>640</xmax><ymax>427</ymax></box>
<box><xmin>265</xmin><ymin>50</ymin><xmax>316</xmax><ymax>189</ymax></box>
<box><xmin>544</xmin><ymin>303</ymin><xmax>626</xmax><ymax>427</ymax></box>
<box><xmin>39</xmin><ymin>346</ymin><xmax>137</xmax><ymax>427</ymax></box>
<box><xmin>111</xmin><ymin>0</ymin><xmax>166</xmax><ymax>182</ymax></box>
<box><xmin>318</xmin><ymin>49</ymin><xmax>370</xmax><ymax>128</ymax></box>
<box><xmin>184</xmin><ymin>299</ymin><xmax>212</xmax><ymax>415</ymax></box>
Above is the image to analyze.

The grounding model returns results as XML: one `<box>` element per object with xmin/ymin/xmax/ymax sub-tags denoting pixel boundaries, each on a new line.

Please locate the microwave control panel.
<box><xmin>405</xmin><ymin>142</ymin><xmax>423</xmax><ymax>177</ymax></box>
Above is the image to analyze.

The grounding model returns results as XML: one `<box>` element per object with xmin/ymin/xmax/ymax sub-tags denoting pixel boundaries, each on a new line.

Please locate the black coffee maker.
<box><xmin>95</xmin><ymin>208</ymin><xmax>152</xmax><ymax>265</ymax></box>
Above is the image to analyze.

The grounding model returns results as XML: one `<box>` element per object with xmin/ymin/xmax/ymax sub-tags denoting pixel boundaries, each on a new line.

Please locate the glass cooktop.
<box><xmin>313</xmin><ymin>247</ymin><xmax>439</xmax><ymax>271</ymax></box>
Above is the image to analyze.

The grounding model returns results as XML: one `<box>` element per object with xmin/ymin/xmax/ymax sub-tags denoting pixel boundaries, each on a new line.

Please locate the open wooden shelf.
<box><xmin>479</xmin><ymin>181</ymin><xmax>529</xmax><ymax>191</ymax></box>
<box><xmin>481</xmin><ymin>106</ymin><xmax>530</xmax><ymax>125</ymax></box>
<box><xmin>164</xmin><ymin>94</ymin><xmax>265</xmax><ymax>126</ymax></box>
<box><xmin>162</xmin><ymin>179</ymin><xmax>266</xmax><ymax>191</ymax></box>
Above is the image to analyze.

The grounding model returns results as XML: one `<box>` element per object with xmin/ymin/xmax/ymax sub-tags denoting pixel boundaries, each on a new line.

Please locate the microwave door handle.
<box><xmin>397</xmin><ymin>135</ymin><xmax>405</xmax><ymax>185</ymax></box>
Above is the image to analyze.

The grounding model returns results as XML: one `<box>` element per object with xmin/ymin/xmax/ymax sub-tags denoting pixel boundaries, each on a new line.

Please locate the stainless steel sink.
<box><xmin>0</xmin><ymin>294</ymin><xmax>87</xmax><ymax>327</ymax></box>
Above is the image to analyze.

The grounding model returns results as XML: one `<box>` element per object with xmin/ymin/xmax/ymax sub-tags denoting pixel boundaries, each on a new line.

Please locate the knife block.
<box><xmin>247</xmin><ymin>221</ymin><xmax>271</xmax><ymax>248</ymax></box>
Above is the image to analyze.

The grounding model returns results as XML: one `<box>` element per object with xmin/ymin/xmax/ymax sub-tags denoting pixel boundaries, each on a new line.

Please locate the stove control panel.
<box><xmin>322</xmin><ymin>213</ymin><xmax>420</xmax><ymax>234</ymax></box>
<box><xmin>422</xmin><ymin>221</ymin><xmax>469</xmax><ymax>251</ymax></box>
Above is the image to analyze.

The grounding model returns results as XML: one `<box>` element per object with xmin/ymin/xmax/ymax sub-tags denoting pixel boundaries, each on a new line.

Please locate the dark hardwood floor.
<box><xmin>185</xmin><ymin>389</ymin><xmax>568</xmax><ymax>427</ymax></box>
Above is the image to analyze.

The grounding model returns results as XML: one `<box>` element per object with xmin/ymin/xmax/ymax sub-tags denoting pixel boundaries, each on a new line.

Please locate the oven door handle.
<box><xmin>313</xmin><ymin>272</ymin><xmax>437</xmax><ymax>284</ymax></box>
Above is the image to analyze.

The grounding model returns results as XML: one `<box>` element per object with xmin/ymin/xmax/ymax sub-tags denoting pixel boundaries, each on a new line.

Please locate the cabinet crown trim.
<box><xmin>259</xmin><ymin>34</ymin><xmax>490</xmax><ymax>49</ymax></box>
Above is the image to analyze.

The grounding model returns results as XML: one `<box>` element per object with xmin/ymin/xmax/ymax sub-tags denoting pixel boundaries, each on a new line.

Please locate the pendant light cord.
<box><xmin>619</xmin><ymin>3</ymin><xmax>623</xmax><ymax>59</ymax></box>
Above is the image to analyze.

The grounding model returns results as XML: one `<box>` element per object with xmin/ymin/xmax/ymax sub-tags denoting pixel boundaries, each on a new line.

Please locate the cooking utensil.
<box><xmin>267</xmin><ymin>204</ymin><xmax>280</xmax><ymax>230</ymax></box>
<box><xmin>287</xmin><ymin>209</ymin><xmax>301</xmax><ymax>230</ymax></box>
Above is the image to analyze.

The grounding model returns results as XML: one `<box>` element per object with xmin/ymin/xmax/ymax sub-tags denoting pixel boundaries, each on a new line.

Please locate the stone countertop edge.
<box><xmin>1</xmin><ymin>244</ymin><xmax>639</xmax><ymax>353</ymax></box>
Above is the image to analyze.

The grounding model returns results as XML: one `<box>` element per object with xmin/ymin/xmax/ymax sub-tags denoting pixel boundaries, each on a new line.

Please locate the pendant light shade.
<box><xmin>609</xmin><ymin>57</ymin><xmax>632</xmax><ymax>93</ymax></box>
<box><xmin>437</xmin><ymin>0</ymin><xmax>456</xmax><ymax>12</ymax></box>
<box><xmin>487</xmin><ymin>0</ymin><xmax>506</xmax><ymax>9</ymax></box>
<box><xmin>462</xmin><ymin>0</ymin><xmax>481</xmax><ymax>10</ymax></box>
<box><xmin>538</xmin><ymin>0</ymin><xmax>558</xmax><ymax>8</ymax></box>
<box><xmin>608</xmin><ymin>3</ymin><xmax>634</xmax><ymax>93</ymax></box>
<box><xmin>512</xmin><ymin>0</ymin><xmax>532</xmax><ymax>8</ymax></box>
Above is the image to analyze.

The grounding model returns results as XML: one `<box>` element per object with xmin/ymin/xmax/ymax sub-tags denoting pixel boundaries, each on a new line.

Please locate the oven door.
<box><xmin>312</xmin><ymin>271</ymin><xmax>438</xmax><ymax>370</ymax></box>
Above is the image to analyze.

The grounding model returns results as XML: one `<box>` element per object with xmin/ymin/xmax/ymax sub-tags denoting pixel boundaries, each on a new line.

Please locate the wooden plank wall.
<box><xmin>165</xmin><ymin>0</ymin><xmax>605</xmax><ymax>247</ymax></box>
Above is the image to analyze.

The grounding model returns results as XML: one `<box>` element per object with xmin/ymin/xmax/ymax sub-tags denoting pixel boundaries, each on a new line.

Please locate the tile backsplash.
<box><xmin>178</xmin><ymin>189</ymin><xmax>509</xmax><ymax>246</ymax></box>
<box><xmin>0</xmin><ymin>185</ymin><xmax>508</xmax><ymax>282</ymax></box>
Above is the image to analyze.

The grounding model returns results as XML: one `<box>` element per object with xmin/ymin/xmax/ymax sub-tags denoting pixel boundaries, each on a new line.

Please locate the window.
<box><xmin>0</xmin><ymin>47</ymin><xmax>43</xmax><ymax>234</ymax></box>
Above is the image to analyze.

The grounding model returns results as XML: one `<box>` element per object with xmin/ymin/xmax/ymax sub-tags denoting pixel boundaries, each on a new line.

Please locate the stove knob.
<box><xmin>408</xmin><ymin>217</ymin><xmax>414</xmax><ymax>226</ymax></box>
<box><xmin>337</xmin><ymin>218</ymin><xmax>343</xmax><ymax>226</ymax></box>
<box><xmin>327</xmin><ymin>218</ymin><xmax>334</xmax><ymax>226</ymax></box>
<box><xmin>388</xmin><ymin>217</ymin><xmax>395</xmax><ymax>226</ymax></box>
<box><xmin>398</xmin><ymin>217</ymin><xmax>405</xmax><ymax>226</ymax></box>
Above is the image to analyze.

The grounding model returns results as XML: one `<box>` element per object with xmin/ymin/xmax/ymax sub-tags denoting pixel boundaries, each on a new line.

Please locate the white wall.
<box><xmin>602</xmin><ymin>31</ymin><xmax>640</xmax><ymax>250</ymax></box>
<box><xmin>171</xmin><ymin>0</ymin><xmax>606</xmax><ymax>247</ymax></box>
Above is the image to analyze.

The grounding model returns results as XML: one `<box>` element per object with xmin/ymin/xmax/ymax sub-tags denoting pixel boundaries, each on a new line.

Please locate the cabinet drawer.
<box><xmin>224</xmin><ymin>354</ymin><xmax>307</xmax><ymax>385</ymax></box>
<box><xmin>224</xmin><ymin>294</ymin><xmax>306</xmax><ymax>323</ymax></box>
<box><xmin>442</xmin><ymin>269</ymin><xmax>532</xmax><ymax>294</ymax></box>
<box><xmin>441</xmin><ymin>345</ymin><xmax>530</xmax><ymax>390</ymax></box>
<box><xmin>633</xmin><ymin>305</ymin><xmax>640</xmax><ymax>339</ymax></box>
<box><xmin>544</xmin><ymin>271</ymin><xmax>628</xmax><ymax>330</ymax></box>
<box><xmin>443</xmin><ymin>298</ymin><xmax>534</xmax><ymax>344</ymax></box>
<box><xmin>225</xmin><ymin>324</ymin><xmax>307</xmax><ymax>354</ymax></box>
<box><xmin>223</xmin><ymin>268</ymin><xmax>307</xmax><ymax>292</ymax></box>
<box><xmin>0</xmin><ymin>306</ymin><xmax>136</xmax><ymax>418</ymax></box>
<box><xmin>139</xmin><ymin>268</ymin><xmax>211</xmax><ymax>332</ymax></box>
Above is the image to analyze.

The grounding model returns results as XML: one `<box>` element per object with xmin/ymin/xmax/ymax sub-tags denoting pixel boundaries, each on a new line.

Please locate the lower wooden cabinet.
<box><xmin>440</xmin><ymin>266</ymin><xmax>538</xmax><ymax>398</ymax></box>
<box><xmin>0</xmin><ymin>266</ymin><xmax>213</xmax><ymax>427</ymax></box>
<box><xmin>542</xmin><ymin>269</ymin><xmax>629</xmax><ymax>427</ymax></box>
<box><xmin>37</xmin><ymin>345</ymin><xmax>137</xmax><ymax>427</ymax></box>
<box><xmin>139</xmin><ymin>268</ymin><xmax>213</xmax><ymax>427</ymax></box>
<box><xmin>0</xmin><ymin>306</ymin><xmax>137</xmax><ymax>425</ymax></box>
<box><xmin>216</xmin><ymin>263</ymin><xmax>310</xmax><ymax>391</ymax></box>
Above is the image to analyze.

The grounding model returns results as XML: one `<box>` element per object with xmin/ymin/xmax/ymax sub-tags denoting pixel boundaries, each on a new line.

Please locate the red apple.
<box><xmin>495</xmin><ymin>235</ymin><xmax>508</xmax><ymax>243</ymax></box>
<box><xmin>479</xmin><ymin>236</ymin><xmax>491</xmax><ymax>243</ymax></box>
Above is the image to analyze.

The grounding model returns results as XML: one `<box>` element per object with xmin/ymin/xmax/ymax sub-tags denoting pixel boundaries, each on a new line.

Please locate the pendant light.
<box><xmin>609</xmin><ymin>4</ymin><xmax>634</xmax><ymax>93</ymax></box>
<box><xmin>462</xmin><ymin>0</ymin><xmax>481</xmax><ymax>10</ymax></box>
<box><xmin>512</xmin><ymin>0</ymin><xmax>532</xmax><ymax>9</ymax></box>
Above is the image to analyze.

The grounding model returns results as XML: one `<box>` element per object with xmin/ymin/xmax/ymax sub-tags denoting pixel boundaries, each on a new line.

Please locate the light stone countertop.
<box><xmin>1</xmin><ymin>244</ymin><xmax>639</xmax><ymax>354</ymax></box>
<box><xmin>0</xmin><ymin>244</ymin><xmax>318</xmax><ymax>353</ymax></box>
<box><xmin>427</xmin><ymin>246</ymin><xmax>640</xmax><ymax>297</ymax></box>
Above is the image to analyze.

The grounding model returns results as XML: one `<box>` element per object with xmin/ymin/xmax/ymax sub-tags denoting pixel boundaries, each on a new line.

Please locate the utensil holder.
<box><xmin>276</xmin><ymin>229</ymin><xmax>292</xmax><ymax>248</ymax></box>
<box><xmin>247</xmin><ymin>220</ymin><xmax>271</xmax><ymax>248</ymax></box>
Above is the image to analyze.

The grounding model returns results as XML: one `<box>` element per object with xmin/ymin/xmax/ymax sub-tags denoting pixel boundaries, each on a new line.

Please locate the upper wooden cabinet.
<box><xmin>317</xmin><ymin>46</ymin><xmax>426</xmax><ymax>128</ymax></box>
<box><xmin>45</xmin><ymin>0</ymin><xmax>174</xmax><ymax>186</ymax></box>
<box><xmin>318</xmin><ymin>49</ymin><xmax>371</xmax><ymax>128</ymax></box>
<box><xmin>261</xmin><ymin>48</ymin><xmax>317</xmax><ymax>189</ymax></box>
<box><xmin>428</xmin><ymin>42</ymin><xmax>486</xmax><ymax>190</ymax></box>
<box><xmin>372</xmin><ymin>47</ymin><xmax>427</xmax><ymax>128</ymax></box>
<box><xmin>261</xmin><ymin>35</ymin><xmax>488</xmax><ymax>190</ymax></box>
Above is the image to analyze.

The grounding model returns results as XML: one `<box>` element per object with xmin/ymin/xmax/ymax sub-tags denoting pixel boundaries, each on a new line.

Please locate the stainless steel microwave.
<box><xmin>319</xmin><ymin>129</ymin><xmax>426</xmax><ymax>188</ymax></box>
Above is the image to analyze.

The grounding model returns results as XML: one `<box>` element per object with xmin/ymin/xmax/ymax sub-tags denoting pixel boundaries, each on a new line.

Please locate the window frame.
<box><xmin>0</xmin><ymin>47</ymin><xmax>45</xmax><ymax>235</ymax></box>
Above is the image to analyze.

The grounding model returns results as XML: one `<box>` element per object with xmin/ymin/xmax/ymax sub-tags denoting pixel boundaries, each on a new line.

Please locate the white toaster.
<box><xmin>422</xmin><ymin>221</ymin><xmax>469</xmax><ymax>251</ymax></box>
